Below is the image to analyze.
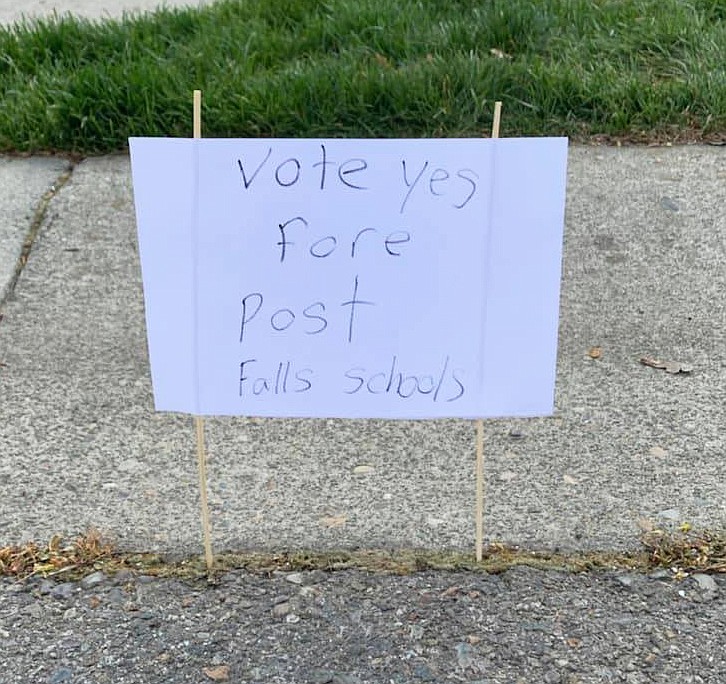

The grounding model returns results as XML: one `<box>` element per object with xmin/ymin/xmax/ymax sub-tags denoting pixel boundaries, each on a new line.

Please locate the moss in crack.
<box><xmin>3</xmin><ymin>526</ymin><xmax>726</xmax><ymax>584</ymax></box>
<box><xmin>0</xmin><ymin>162</ymin><xmax>74</xmax><ymax>308</ymax></box>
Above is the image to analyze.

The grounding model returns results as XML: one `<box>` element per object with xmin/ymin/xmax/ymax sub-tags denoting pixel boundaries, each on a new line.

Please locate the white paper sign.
<box><xmin>129</xmin><ymin>137</ymin><xmax>567</xmax><ymax>419</ymax></box>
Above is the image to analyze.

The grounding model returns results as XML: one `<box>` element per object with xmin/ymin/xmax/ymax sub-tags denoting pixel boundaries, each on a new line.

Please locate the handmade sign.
<box><xmin>129</xmin><ymin>137</ymin><xmax>567</xmax><ymax>419</ymax></box>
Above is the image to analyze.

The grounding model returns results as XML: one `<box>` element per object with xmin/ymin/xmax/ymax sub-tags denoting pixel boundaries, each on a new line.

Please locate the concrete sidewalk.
<box><xmin>0</xmin><ymin>146</ymin><xmax>724</xmax><ymax>556</ymax></box>
<box><xmin>0</xmin><ymin>0</ymin><xmax>213</xmax><ymax>24</ymax></box>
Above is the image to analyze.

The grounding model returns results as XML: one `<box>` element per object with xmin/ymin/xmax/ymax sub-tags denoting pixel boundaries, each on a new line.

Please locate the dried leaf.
<box><xmin>640</xmin><ymin>356</ymin><xmax>693</xmax><ymax>374</ymax></box>
<box><xmin>34</xmin><ymin>563</ymin><xmax>56</xmax><ymax>574</ymax></box>
<box><xmin>203</xmin><ymin>665</ymin><xmax>230</xmax><ymax>681</ymax></box>
<box><xmin>441</xmin><ymin>586</ymin><xmax>461</xmax><ymax>598</ymax></box>
<box><xmin>48</xmin><ymin>534</ymin><xmax>62</xmax><ymax>553</ymax></box>
<box><xmin>640</xmin><ymin>356</ymin><xmax>667</xmax><ymax>369</ymax></box>
<box><xmin>0</xmin><ymin>530</ymin><xmax>113</xmax><ymax>579</ymax></box>
<box><xmin>566</xmin><ymin>637</ymin><xmax>581</xmax><ymax>648</ymax></box>
<box><xmin>587</xmin><ymin>346</ymin><xmax>602</xmax><ymax>359</ymax></box>
<box><xmin>319</xmin><ymin>514</ymin><xmax>347</xmax><ymax>529</ymax></box>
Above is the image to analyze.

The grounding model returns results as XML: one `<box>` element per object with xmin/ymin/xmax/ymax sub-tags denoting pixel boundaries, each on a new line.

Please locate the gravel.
<box><xmin>1</xmin><ymin>566</ymin><xmax>725</xmax><ymax>683</ymax></box>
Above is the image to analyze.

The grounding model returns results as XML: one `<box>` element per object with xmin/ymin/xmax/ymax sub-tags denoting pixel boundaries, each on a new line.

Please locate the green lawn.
<box><xmin>0</xmin><ymin>0</ymin><xmax>724</xmax><ymax>153</ymax></box>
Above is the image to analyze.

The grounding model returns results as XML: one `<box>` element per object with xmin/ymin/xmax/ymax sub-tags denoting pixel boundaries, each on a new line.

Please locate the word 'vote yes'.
<box><xmin>236</xmin><ymin>144</ymin><xmax>479</xmax><ymax>213</ymax></box>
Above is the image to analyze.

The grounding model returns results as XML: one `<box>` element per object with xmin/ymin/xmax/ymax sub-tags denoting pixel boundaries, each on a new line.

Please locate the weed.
<box><xmin>2</xmin><ymin>527</ymin><xmax>725</xmax><ymax>582</ymax></box>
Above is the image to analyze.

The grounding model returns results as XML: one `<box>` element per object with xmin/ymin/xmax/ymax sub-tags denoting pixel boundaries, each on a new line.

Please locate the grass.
<box><xmin>2</xmin><ymin>526</ymin><xmax>725</xmax><ymax>582</ymax></box>
<box><xmin>0</xmin><ymin>0</ymin><xmax>724</xmax><ymax>153</ymax></box>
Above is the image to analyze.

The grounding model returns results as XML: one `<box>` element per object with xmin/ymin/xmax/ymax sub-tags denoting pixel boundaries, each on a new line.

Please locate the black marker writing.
<box><xmin>399</xmin><ymin>161</ymin><xmax>480</xmax><ymax>213</ymax></box>
<box><xmin>310</xmin><ymin>236</ymin><xmax>337</xmax><ymax>258</ymax></box>
<box><xmin>240</xmin><ymin>293</ymin><xmax>263</xmax><ymax>343</ymax></box>
<box><xmin>277</xmin><ymin>216</ymin><xmax>308</xmax><ymax>263</ymax></box>
<box><xmin>383</xmin><ymin>231</ymin><xmax>411</xmax><ymax>256</ymax></box>
<box><xmin>343</xmin><ymin>355</ymin><xmax>466</xmax><ymax>402</ymax></box>
<box><xmin>428</xmin><ymin>168</ymin><xmax>449</xmax><ymax>195</ymax></box>
<box><xmin>303</xmin><ymin>302</ymin><xmax>327</xmax><ymax>335</ymax></box>
<box><xmin>454</xmin><ymin>169</ymin><xmax>478</xmax><ymax>209</ymax></box>
<box><xmin>400</xmin><ymin>160</ymin><xmax>429</xmax><ymax>213</ymax></box>
<box><xmin>239</xmin><ymin>358</ymin><xmax>257</xmax><ymax>395</ymax></box>
<box><xmin>350</xmin><ymin>227</ymin><xmax>376</xmax><ymax>258</ymax></box>
<box><xmin>340</xmin><ymin>275</ymin><xmax>375</xmax><ymax>343</ymax></box>
<box><xmin>275</xmin><ymin>219</ymin><xmax>411</xmax><ymax>263</ymax></box>
<box><xmin>270</xmin><ymin>308</ymin><xmax>295</xmax><ymax>332</ymax></box>
<box><xmin>312</xmin><ymin>144</ymin><xmax>335</xmax><ymax>190</ymax></box>
<box><xmin>239</xmin><ymin>293</ymin><xmax>331</xmax><ymax>342</ymax></box>
<box><xmin>237</xmin><ymin>147</ymin><xmax>272</xmax><ymax>189</ymax></box>
<box><xmin>275</xmin><ymin>158</ymin><xmax>302</xmax><ymax>187</ymax></box>
<box><xmin>447</xmin><ymin>368</ymin><xmax>466</xmax><ymax>402</ymax></box>
<box><xmin>240</xmin><ymin>359</ymin><xmax>313</xmax><ymax>396</ymax></box>
<box><xmin>237</xmin><ymin>144</ymin><xmax>369</xmax><ymax>191</ymax></box>
<box><xmin>338</xmin><ymin>157</ymin><xmax>368</xmax><ymax>189</ymax></box>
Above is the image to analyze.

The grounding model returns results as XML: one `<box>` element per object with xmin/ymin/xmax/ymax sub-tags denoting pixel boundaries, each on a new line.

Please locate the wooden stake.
<box><xmin>193</xmin><ymin>89</ymin><xmax>214</xmax><ymax>573</ymax></box>
<box><xmin>195</xmin><ymin>416</ymin><xmax>214</xmax><ymax>572</ymax></box>
<box><xmin>492</xmin><ymin>100</ymin><xmax>502</xmax><ymax>140</ymax></box>
<box><xmin>193</xmin><ymin>89</ymin><xmax>202</xmax><ymax>139</ymax></box>
<box><xmin>475</xmin><ymin>100</ymin><xmax>502</xmax><ymax>563</ymax></box>
<box><xmin>475</xmin><ymin>418</ymin><xmax>485</xmax><ymax>562</ymax></box>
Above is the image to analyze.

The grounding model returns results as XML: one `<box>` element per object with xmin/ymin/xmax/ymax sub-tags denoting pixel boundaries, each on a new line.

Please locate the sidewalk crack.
<box><xmin>0</xmin><ymin>161</ymin><xmax>76</xmax><ymax>309</ymax></box>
